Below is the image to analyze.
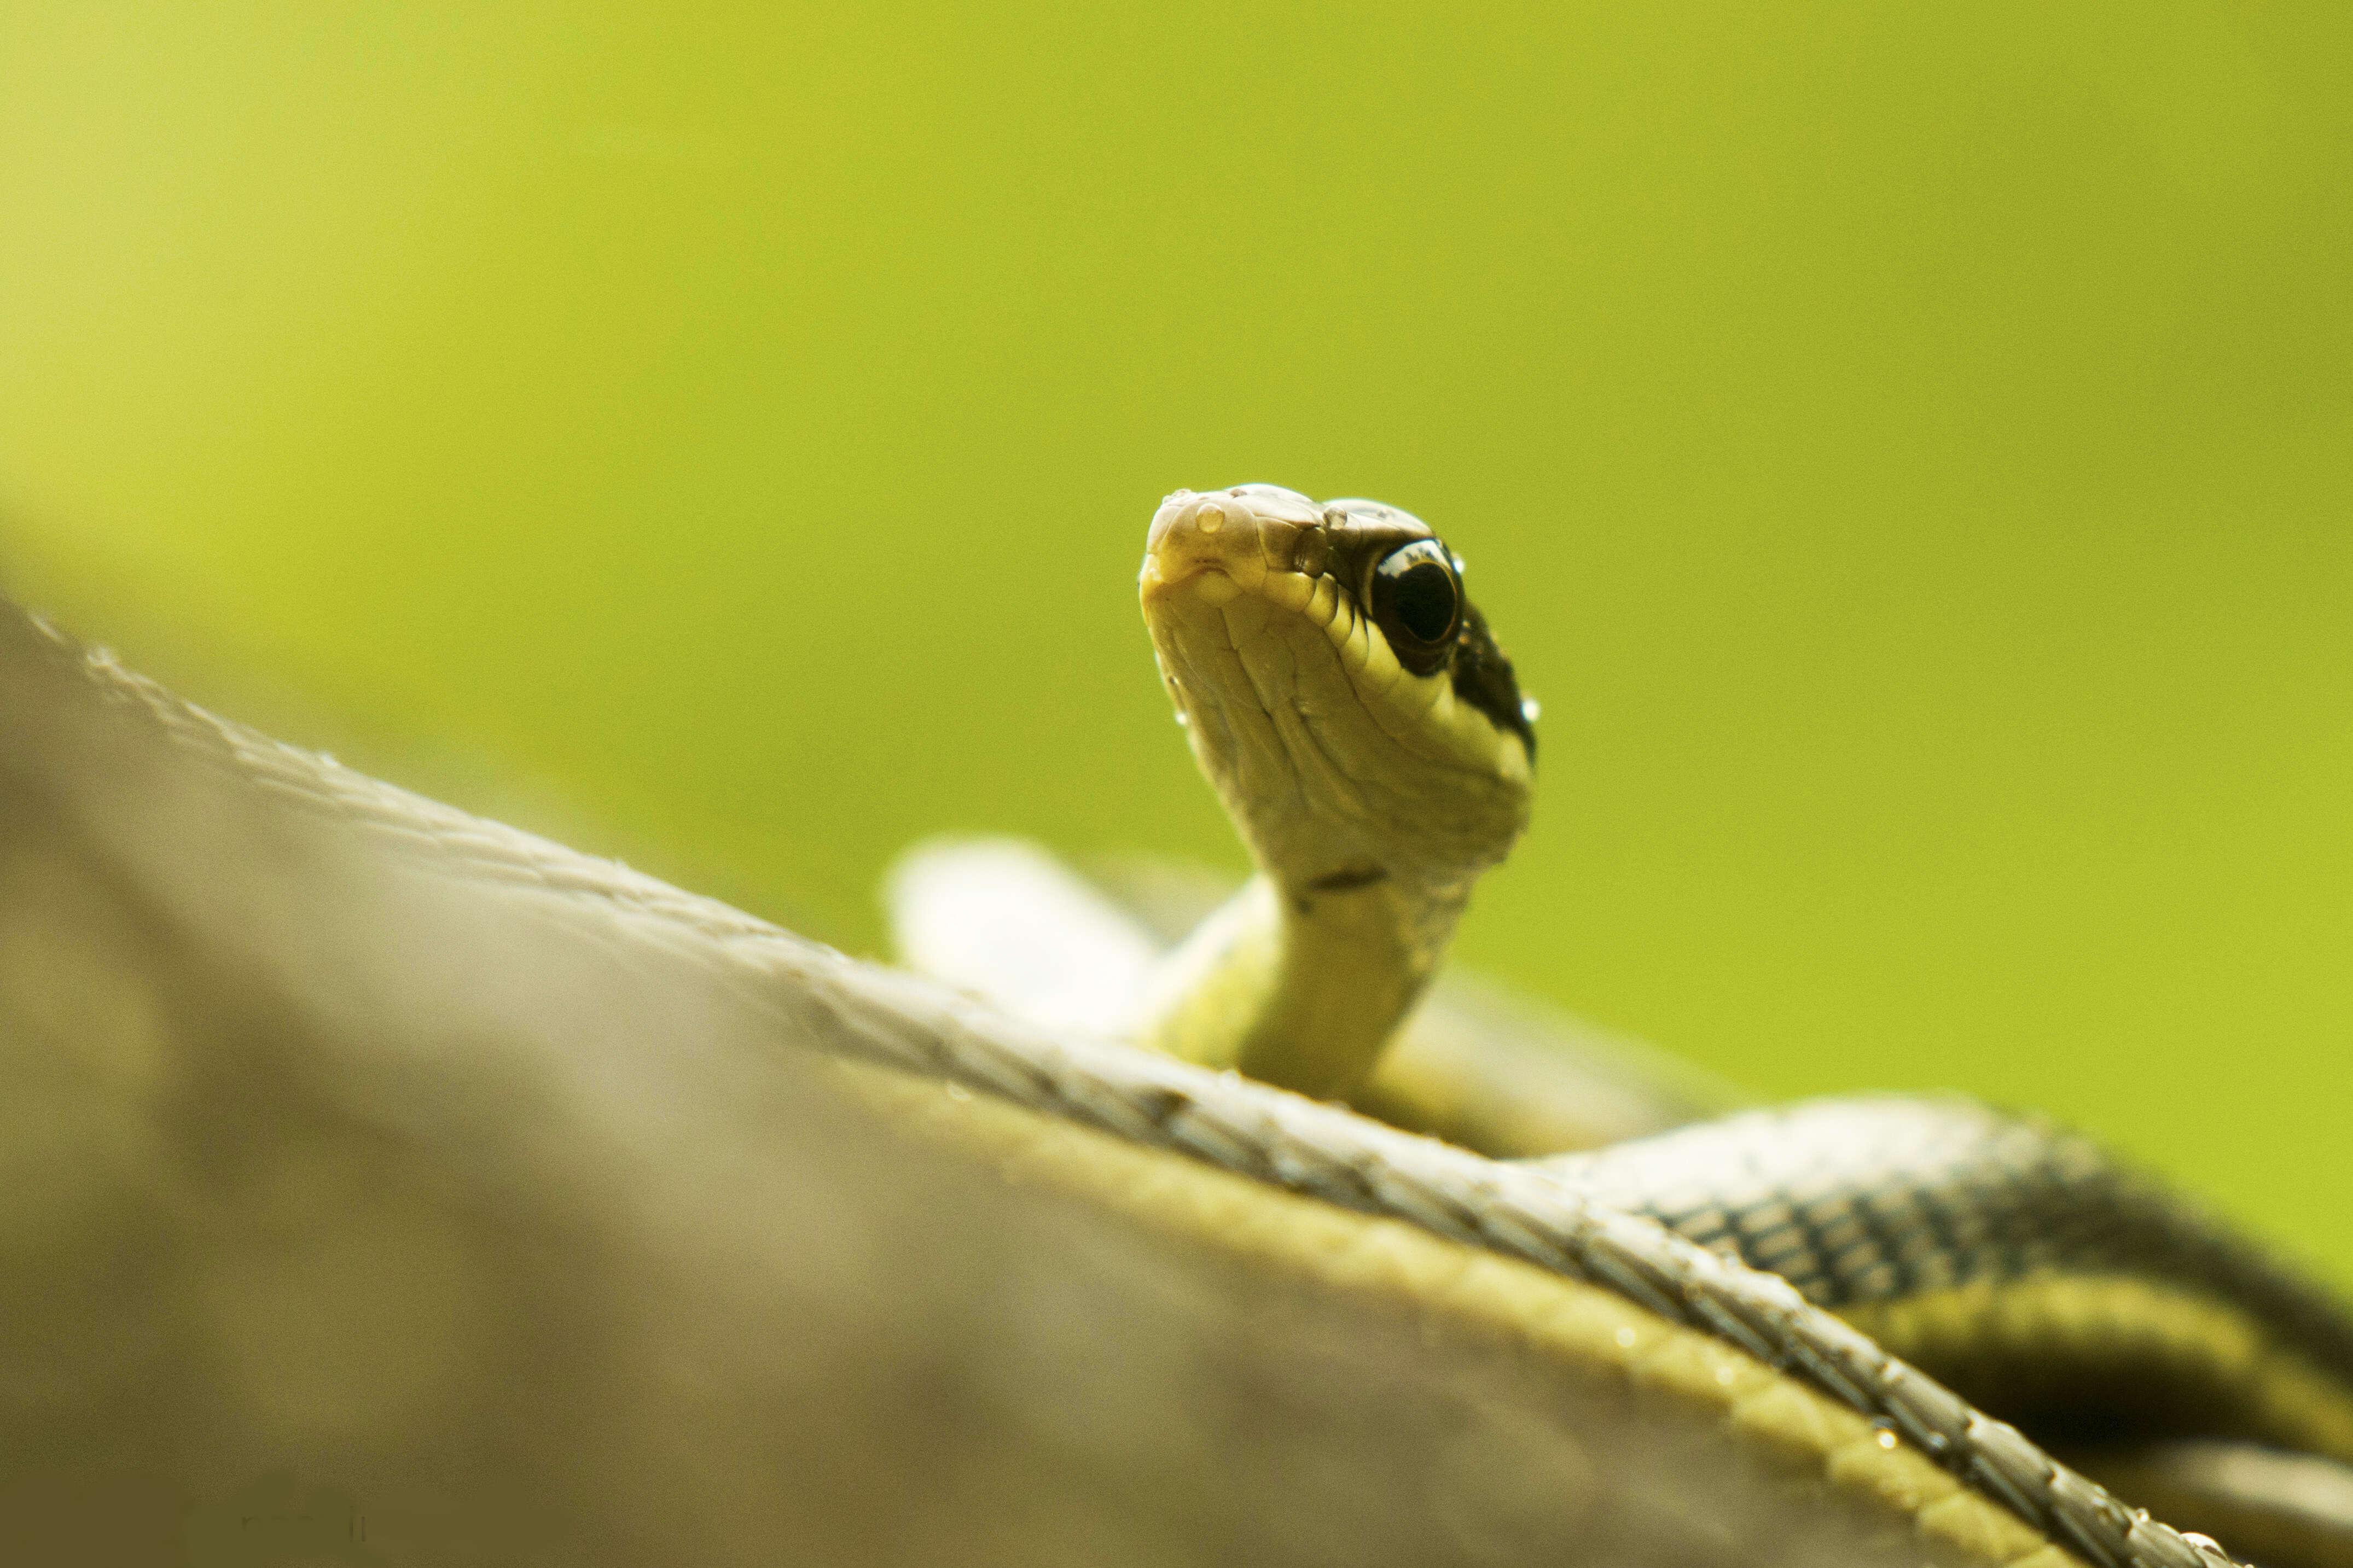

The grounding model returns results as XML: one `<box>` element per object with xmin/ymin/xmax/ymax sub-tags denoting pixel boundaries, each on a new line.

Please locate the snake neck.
<box><xmin>1133</xmin><ymin>872</ymin><xmax>1460</xmax><ymax>1098</ymax></box>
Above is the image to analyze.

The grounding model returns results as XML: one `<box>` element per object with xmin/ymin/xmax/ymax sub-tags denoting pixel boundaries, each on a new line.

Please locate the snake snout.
<box><xmin>1141</xmin><ymin>485</ymin><xmax>1327</xmax><ymax>599</ymax></box>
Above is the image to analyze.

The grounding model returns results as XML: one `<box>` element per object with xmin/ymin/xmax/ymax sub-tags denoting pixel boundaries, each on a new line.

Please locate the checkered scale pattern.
<box><xmin>1534</xmin><ymin>1095</ymin><xmax>2353</xmax><ymax>1388</ymax></box>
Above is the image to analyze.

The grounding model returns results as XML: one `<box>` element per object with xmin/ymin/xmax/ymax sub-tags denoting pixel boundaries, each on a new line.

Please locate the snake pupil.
<box><xmin>1370</xmin><ymin>540</ymin><xmax>1462</xmax><ymax>673</ymax></box>
<box><xmin>1393</xmin><ymin>564</ymin><xmax>1454</xmax><ymax>641</ymax></box>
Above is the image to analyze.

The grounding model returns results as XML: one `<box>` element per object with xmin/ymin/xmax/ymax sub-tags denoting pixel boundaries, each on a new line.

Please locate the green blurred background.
<box><xmin>2</xmin><ymin>6</ymin><xmax>2346</xmax><ymax>1276</ymax></box>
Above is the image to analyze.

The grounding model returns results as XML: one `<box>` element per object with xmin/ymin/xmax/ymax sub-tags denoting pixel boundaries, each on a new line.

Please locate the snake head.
<box><xmin>1138</xmin><ymin>484</ymin><xmax>1533</xmax><ymax>917</ymax></box>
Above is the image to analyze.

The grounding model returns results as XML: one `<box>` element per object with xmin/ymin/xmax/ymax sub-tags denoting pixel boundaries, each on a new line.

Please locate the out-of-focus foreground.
<box><xmin>4</xmin><ymin>592</ymin><xmax>2119</xmax><ymax>1567</ymax></box>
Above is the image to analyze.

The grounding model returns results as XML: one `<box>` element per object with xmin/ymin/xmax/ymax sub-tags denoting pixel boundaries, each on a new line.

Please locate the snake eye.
<box><xmin>1369</xmin><ymin>539</ymin><xmax>1462</xmax><ymax>675</ymax></box>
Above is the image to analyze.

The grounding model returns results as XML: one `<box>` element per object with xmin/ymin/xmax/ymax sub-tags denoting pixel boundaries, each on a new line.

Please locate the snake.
<box><xmin>891</xmin><ymin>483</ymin><xmax>2353</xmax><ymax>1568</ymax></box>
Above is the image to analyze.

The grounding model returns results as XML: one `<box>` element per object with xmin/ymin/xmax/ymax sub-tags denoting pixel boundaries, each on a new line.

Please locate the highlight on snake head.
<box><xmin>1131</xmin><ymin>483</ymin><xmax>1535</xmax><ymax>1099</ymax></box>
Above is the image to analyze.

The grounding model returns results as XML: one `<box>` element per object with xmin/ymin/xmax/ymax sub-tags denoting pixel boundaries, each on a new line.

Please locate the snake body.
<box><xmin>1542</xmin><ymin>1098</ymin><xmax>2353</xmax><ymax>1462</ymax></box>
<box><xmin>897</xmin><ymin>483</ymin><xmax>2353</xmax><ymax>1566</ymax></box>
